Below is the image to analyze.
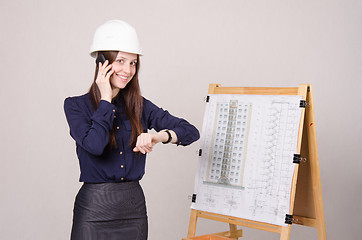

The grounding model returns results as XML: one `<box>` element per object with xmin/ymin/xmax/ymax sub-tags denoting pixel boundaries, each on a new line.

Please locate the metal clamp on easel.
<box><xmin>293</xmin><ymin>154</ymin><xmax>307</xmax><ymax>164</ymax></box>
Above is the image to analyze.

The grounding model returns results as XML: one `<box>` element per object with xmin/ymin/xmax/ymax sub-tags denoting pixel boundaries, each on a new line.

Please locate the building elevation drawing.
<box><xmin>192</xmin><ymin>94</ymin><xmax>303</xmax><ymax>226</ymax></box>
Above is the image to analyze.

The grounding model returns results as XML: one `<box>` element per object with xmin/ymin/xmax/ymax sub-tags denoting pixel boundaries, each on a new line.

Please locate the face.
<box><xmin>110</xmin><ymin>51</ymin><xmax>138</xmax><ymax>90</ymax></box>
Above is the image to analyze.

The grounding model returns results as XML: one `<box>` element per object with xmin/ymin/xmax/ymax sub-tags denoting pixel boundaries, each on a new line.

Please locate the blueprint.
<box><xmin>191</xmin><ymin>94</ymin><xmax>303</xmax><ymax>226</ymax></box>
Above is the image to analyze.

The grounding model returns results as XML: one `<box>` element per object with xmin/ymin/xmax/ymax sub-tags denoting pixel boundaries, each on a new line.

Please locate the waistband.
<box><xmin>82</xmin><ymin>181</ymin><xmax>140</xmax><ymax>191</ymax></box>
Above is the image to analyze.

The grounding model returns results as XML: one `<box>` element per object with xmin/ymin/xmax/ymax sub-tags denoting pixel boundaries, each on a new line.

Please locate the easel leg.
<box><xmin>229</xmin><ymin>224</ymin><xmax>238</xmax><ymax>240</ymax></box>
<box><xmin>306</xmin><ymin>86</ymin><xmax>327</xmax><ymax>240</ymax></box>
<box><xmin>187</xmin><ymin>209</ymin><xmax>198</xmax><ymax>238</ymax></box>
<box><xmin>317</xmin><ymin>223</ymin><xmax>327</xmax><ymax>240</ymax></box>
<box><xmin>280</xmin><ymin>226</ymin><xmax>291</xmax><ymax>240</ymax></box>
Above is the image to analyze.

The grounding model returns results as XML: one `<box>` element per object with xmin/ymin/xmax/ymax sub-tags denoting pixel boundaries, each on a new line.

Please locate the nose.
<box><xmin>123</xmin><ymin>64</ymin><xmax>131</xmax><ymax>74</ymax></box>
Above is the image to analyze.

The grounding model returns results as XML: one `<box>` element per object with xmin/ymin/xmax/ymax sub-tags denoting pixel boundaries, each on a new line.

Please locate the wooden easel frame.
<box><xmin>183</xmin><ymin>84</ymin><xmax>326</xmax><ymax>240</ymax></box>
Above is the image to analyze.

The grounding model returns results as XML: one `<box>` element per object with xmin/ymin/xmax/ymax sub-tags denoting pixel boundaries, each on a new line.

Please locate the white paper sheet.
<box><xmin>191</xmin><ymin>94</ymin><xmax>303</xmax><ymax>226</ymax></box>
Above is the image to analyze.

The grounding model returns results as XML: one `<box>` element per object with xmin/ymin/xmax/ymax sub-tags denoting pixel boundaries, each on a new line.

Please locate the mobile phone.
<box><xmin>96</xmin><ymin>53</ymin><xmax>112</xmax><ymax>75</ymax></box>
<box><xmin>96</xmin><ymin>53</ymin><xmax>106</xmax><ymax>65</ymax></box>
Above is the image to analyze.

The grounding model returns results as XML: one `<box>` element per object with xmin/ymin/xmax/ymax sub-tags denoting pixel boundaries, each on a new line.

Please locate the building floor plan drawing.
<box><xmin>191</xmin><ymin>94</ymin><xmax>303</xmax><ymax>226</ymax></box>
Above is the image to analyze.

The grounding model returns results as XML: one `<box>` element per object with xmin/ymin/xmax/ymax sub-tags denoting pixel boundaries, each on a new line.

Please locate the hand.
<box><xmin>96</xmin><ymin>60</ymin><xmax>114</xmax><ymax>102</ymax></box>
<box><xmin>133</xmin><ymin>132</ymin><xmax>164</xmax><ymax>154</ymax></box>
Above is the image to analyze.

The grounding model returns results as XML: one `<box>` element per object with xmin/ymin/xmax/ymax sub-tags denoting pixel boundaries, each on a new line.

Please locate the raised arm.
<box><xmin>64</xmin><ymin>97</ymin><xmax>115</xmax><ymax>156</ymax></box>
<box><xmin>133</xmin><ymin>98</ymin><xmax>200</xmax><ymax>154</ymax></box>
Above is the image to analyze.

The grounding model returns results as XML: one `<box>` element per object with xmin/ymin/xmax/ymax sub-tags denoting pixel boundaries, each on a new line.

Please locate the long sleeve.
<box><xmin>64</xmin><ymin>94</ymin><xmax>200</xmax><ymax>183</ymax></box>
<box><xmin>143</xmin><ymin>98</ymin><xmax>200</xmax><ymax>146</ymax></box>
<box><xmin>64</xmin><ymin>97</ymin><xmax>116</xmax><ymax>156</ymax></box>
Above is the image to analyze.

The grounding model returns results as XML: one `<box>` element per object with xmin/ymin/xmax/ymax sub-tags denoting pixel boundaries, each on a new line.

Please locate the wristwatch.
<box><xmin>162</xmin><ymin>130</ymin><xmax>172</xmax><ymax>144</ymax></box>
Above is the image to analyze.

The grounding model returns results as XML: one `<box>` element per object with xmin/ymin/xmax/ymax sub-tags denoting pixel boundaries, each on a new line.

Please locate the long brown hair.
<box><xmin>88</xmin><ymin>51</ymin><xmax>143</xmax><ymax>148</ymax></box>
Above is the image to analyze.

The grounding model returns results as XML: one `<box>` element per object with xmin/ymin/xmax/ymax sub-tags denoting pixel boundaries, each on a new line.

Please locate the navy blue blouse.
<box><xmin>64</xmin><ymin>93</ymin><xmax>200</xmax><ymax>183</ymax></box>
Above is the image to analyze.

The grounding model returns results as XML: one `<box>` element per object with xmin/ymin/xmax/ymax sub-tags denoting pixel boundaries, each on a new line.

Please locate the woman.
<box><xmin>64</xmin><ymin>20</ymin><xmax>200</xmax><ymax>240</ymax></box>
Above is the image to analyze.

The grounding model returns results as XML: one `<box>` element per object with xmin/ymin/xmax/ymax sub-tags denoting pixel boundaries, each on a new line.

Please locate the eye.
<box><xmin>131</xmin><ymin>61</ymin><xmax>137</xmax><ymax>66</ymax></box>
<box><xmin>116</xmin><ymin>59</ymin><xmax>124</xmax><ymax>63</ymax></box>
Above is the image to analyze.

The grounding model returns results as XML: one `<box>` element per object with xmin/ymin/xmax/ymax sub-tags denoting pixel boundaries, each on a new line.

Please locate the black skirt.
<box><xmin>70</xmin><ymin>182</ymin><xmax>148</xmax><ymax>240</ymax></box>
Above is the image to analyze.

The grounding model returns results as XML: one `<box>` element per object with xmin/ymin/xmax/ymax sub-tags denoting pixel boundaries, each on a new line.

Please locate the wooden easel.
<box><xmin>183</xmin><ymin>84</ymin><xmax>326</xmax><ymax>240</ymax></box>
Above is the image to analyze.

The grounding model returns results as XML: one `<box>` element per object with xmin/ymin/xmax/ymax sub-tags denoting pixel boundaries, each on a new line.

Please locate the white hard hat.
<box><xmin>89</xmin><ymin>20</ymin><xmax>142</xmax><ymax>57</ymax></box>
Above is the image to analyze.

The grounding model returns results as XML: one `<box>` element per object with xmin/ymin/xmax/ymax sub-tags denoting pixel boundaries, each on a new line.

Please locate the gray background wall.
<box><xmin>0</xmin><ymin>0</ymin><xmax>361</xmax><ymax>239</ymax></box>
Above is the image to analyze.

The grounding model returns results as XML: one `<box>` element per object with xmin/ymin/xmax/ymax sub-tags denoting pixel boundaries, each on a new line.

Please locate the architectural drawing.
<box><xmin>192</xmin><ymin>94</ymin><xmax>302</xmax><ymax>226</ymax></box>
<box><xmin>205</xmin><ymin>100</ymin><xmax>251</xmax><ymax>188</ymax></box>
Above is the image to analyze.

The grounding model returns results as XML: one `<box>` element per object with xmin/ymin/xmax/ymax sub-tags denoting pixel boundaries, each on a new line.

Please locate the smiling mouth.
<box><xmin>116</xmin><ymin>74</ymin><xmax>129</xmax><ymax>81</ymax></box>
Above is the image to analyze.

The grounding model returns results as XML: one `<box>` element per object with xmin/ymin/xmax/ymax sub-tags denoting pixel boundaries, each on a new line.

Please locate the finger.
<box><xmin>140</xmin><ymin>133</ymin><xmax>147</xmax><ymax>145</ymax></box>
<box><xmin>135</xmin><ymin>145</ymin><xmax>144</xmax><ymax>154</ymax></box>
<box><xmin>96</xmin><ymin>62</ymin><xmax>103</xmax><ymax>79</ymax></box>
<box><xmin>99</xmin><ymin>67</ymin><xmax>112</xmax><ymax>77</ymax></box>
<box><xmin>100</xmin><ymin>66</ymin><xmax>112</xmax><ymax>78</ymax></box>
<box><xmin>146</xmin><ymin>146</ymin><xmax>153</xmax><ymax>153</ymax></box>
<box><xmin>146</xmin><ymin>134</ymin><xmax>153</xmax><ymax>148</ymax></box>
<box><xmin>135</xmin><ymin>136</ymin><xmax>141</xmax><ymax>149</ymax></box>
<box><xmin>142</xmin><ymin>145</ymin><xmax>152</xmax><ymax>153</ymax></box>
<box><xmin>141</xmin><ymin>136</ymin><xmax>152</xmax><ymax>153</ymax></box>
<box><xmin>137</xmin><ymin>147</ymin><xmax>146</xmax><ymax>154</ymax></box>
<box><xmin>101</xmin><ymin>60</ymin><xmax>109</xmax><ymax>69</ymax></box>
<box><xmin>141</xmin><ymin>139</ymin><xmax>153</xmax><ymax>153</ymax></box>
<box><xmin>97</xmin><ymin>71</ymin><xmax>107</xmax><ymax>81</ymax></box>
<box><xmin>142</xmin><ymin>134</ymin><xmax>155</xmax><ymax>151</ymax></box>
<box><xmin>136</xmin><ymin>136</ymin><xmax>146</xmax><ymax>154</ymax></box>
<box><xmin>97</xmin><ymin>60</ymin><xmax>108</xmax><ymax>75</ymax></box>
<box><xmin>104</xmin><ymin>63</ymin><xmax>112</xmax><ymax>73</ymax></box>
<box><xmin>140</xmin><ymin>146</ymin><xmax>146</xmax><ymax>154</ymax></box>
<box><xmin>139</xmin><ymin>136</ymin><xmax>148</xmax><ymax>154</ymax></box>
<box><xmin>105</xmin><ymin>69</ymin><xmax>114</xmax><ymax>79</ymax></box>
<box><xmin>141</xmin><ymin>146</ymin><xmax>149</xmax><ymax>154</ymax></box>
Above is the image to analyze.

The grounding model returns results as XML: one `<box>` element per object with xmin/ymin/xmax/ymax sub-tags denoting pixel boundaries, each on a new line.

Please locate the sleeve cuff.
<box><xmin>172</xmin><ymin>127</ymin><xmax>184</xmax><ymax>146</ymax></box>
<box><xmin>98</xmin><ymin>99</ymin><xmax>115</xmax><ymax>110</ymax></box>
